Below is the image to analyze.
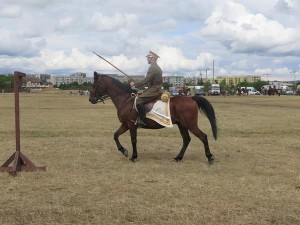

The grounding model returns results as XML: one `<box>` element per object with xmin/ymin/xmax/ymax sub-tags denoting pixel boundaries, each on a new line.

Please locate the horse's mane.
<box><xmin>103</xmin><ymin>75</ymin><xmax>132</xmax><ymax>94</ymax></box>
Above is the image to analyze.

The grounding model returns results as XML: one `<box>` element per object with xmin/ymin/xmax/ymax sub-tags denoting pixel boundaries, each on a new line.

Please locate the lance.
<box><xmin>93</xmin><ymin>51</ymin><xmax>136</xmax><ymax>82</ymax></box>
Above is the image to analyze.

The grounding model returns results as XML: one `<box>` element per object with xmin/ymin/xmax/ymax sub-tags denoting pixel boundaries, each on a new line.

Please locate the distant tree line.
<box><xmin>190</xmin><ymin>79</ymin><xmax>272</xmax><ymax>92</ymax></box>
<box><xmin>195</xmin><ymin>78</ymin><xmax>300</xmax><ymax>92</ymax></box>
<box><xmin>219</xmin><ymin>80</ymin><xmax>270</xmax><ymax>92</ymax></box>
<box><xmin>0</xmin><ymin>74</ymin><xmax>13</xmax><ymax>91</ymax></box>
<box><xmin>55</xmin><ymin>82</ymin><xmax>93</xmax><ymax>90</ymax></box>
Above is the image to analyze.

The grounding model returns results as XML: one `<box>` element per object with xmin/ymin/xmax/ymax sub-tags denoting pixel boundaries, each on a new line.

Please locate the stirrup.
<box><xmin>135</xmin><ymin>118</ymin><xmax>146</xmax><ymax>126</ymax></box>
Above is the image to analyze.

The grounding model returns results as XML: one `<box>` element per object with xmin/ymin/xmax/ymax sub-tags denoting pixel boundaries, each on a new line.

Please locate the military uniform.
<box><xmin>135</xmin><ymin>62</ymin><xmax>163</xmax><ymax>105</ymax></box>
<box><xmin>133</xmin><ymin>51</ymin><xmax>162</xmax><ymax>126</ymax></box>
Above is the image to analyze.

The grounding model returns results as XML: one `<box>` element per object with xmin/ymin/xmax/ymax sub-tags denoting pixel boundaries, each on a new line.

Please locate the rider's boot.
<box><xmin>135</xmin><ymin>103</ymin><xmax>146</xmax><ymax>126</ymax></box>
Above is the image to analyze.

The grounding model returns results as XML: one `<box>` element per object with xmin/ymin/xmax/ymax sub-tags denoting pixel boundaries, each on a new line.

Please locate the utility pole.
<box><xmin>198</xmin><ymin>70</ymin><xmax>203</xmax><ymax>85</ymax></box>
<box><xmin>205</xmin><ymin>68</ymin><xmax>209</xmax><ymax>79</ymax></box>
<box><xmin>212</xmin><ymin>60</ymin><xmax>215</xmax><ymax>81</ymax></box>
<box><xmin>199</xmin><ymin>68</ymin><xmax>210</xmax><ymax>81</ymax></box>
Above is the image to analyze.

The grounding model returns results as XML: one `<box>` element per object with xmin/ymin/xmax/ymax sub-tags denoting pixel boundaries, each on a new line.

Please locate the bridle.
<box><xmin>90</xmin><ymin>80</ymin><xmax>110</xmax><ymax>103</ymax></box>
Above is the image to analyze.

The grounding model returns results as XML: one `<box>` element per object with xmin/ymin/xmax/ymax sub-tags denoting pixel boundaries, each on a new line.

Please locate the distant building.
<box><xmin>184</xmin><ymin>76</ymin><xmax>198</xmax><ymax>85</ymax></box>
<box><xmin>201</xmin><ymin>75</ymin><xmax>261</xmax><ymax>85</ymax></box>
<box><xmin>117</xmin><ymin>75</ymin><xmax>145</xmax><ymax>84</ymax></box>
<box><xmin>162</xmin><ymin>76</ymin><xmax>170</xmax><ymax>83</ymax></box>
<box><xmin>51</xmin><ymin>72</ymin><xmax>93</xmax><ymax>86</ymax></box>
<box><xmin>164</xmin><ymin>75</ymin><xmax>184</xmax><ymax>87</ymax></box>
<box><xmin>94</xmin><ymin>74</ymin><xmax>145</xmax><ymax>84</ymax></box>
<box><xmin>22</xmin><ymin>77</ymin><xmax>52</xmax><ymax>90</ymax></box>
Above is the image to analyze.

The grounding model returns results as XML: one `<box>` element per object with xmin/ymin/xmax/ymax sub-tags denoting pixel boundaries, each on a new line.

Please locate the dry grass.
<box><xmin>0</xmin><ymin>91</ymin><xmax>299</xmax><ymax>225</ymax></box>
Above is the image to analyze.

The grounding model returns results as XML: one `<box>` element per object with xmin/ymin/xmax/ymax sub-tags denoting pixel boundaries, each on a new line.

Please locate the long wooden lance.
<box><xmin>93</xmin><ymin>51</ymin><xmax>135</xmax><ymax>82</ymax></box>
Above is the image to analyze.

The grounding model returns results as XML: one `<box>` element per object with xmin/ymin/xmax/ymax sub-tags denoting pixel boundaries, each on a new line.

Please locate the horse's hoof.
<box><xmin>123</xmin><ymin>149</ymin><xmax>128</xmax><ymax>157</ymax></box>
<box><xmin>208</xmin><ymin>156</ymin><xmax>214</xmax><ymax>164</ymax></box>
<box><xmin>129</xmin><ymin>157</ymin><xmax>136</xmax><ymax>162</ymax></box>
<box><xmin>173</xmin><ymin>157</ymin><xmax>182</xmax><ymax>162</ymax></box>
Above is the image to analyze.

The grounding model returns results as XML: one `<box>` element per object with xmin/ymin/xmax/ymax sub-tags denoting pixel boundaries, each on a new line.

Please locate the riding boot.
<box><xmin>136</xmin><ymin>103</ymin><xmax>146</xmax><ymax>126</ymax></box>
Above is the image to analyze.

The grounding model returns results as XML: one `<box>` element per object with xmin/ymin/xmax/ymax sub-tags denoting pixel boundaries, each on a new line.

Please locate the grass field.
<box><xmin>0</xmin><ymin>90</ymin><xmax>299</xmax><ymax>225</ymax></box>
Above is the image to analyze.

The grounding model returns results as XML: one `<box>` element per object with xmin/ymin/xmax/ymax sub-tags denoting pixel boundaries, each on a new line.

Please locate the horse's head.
<box><xmin>89</xmin><ymin>72</ymin><xmax>108</xmax><ymax>104</ymax></box>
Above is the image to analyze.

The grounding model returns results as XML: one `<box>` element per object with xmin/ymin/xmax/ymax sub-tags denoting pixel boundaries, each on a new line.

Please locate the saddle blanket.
<box><xmin>146</xmin><ymin>100</ymin><xmax>173</xmax><ymax>128</ymax></box>
<box><xmin>134</xmin><ymin>98</ymin><xmax>173</xmax><ymax>128</ymax></box>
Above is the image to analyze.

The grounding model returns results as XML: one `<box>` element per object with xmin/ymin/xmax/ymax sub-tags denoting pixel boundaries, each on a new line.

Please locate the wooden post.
<box><xmin>0</xmin><ymin>71</ymin><xmax>46</xmax><ymax>175</ymax></box>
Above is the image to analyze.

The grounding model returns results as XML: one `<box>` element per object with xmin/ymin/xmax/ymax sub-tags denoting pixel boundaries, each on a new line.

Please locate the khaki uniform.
<box><xmin>136</xmin><ymin>63</ymin><xmax>162</xmax><ymax>104</ymax></box>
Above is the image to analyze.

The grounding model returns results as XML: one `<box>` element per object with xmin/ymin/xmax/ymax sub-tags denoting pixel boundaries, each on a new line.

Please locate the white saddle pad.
<box><xmin>134</xmin><ymin>98</ymin><xmax>173</xmax><ymax>128</ymax></box>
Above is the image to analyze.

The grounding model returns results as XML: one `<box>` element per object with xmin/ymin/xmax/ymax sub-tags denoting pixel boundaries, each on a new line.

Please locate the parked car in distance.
<box><xmin>285</xmin><ymin>90</ymin><xmax>294</xmax><ymax>95</ymax></box>
<box><xmin>194</xmin><ymin>86</ymin><xmax>206</xmax><ymax>96</ymax></box>
<box><xmin>209</xmin><ymin>84</ymin><xmax>221</xmax><ymax>95</ymax></box>
<box><xmin>247</xmin><ymin>87</ymin><xmax>261</xmax><ymax>95</ymax></box>
<box><xmin>169</xmin><ymin>87</ymin><xmax>179</xmax><ymax>96</ymax></box>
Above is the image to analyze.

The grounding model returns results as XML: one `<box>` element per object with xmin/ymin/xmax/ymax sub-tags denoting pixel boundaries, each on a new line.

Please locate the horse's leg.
<box><xmin>129</xmin><ymin>127</ymin><xmax>138</xmax><ymax>162</ymax></box>
<box><xmin>114</xmin><ymin>124</ymin><xmax>128</xmax><ymax>157</ymax></box>
<box><xmin>174</xmin><ymin>123</ymin><xmax>191</xmax><ymax>162</ymax></box>
<box><xmin>189</xmin><ymin>126</ymin><xmax>214</xmax><ymax>164</ymax></box>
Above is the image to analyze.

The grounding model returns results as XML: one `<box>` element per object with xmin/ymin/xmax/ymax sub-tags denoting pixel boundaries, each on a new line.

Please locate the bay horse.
<box><xmin>89</xmin><ymin>72</ymin><xmax>218</xmax><ymax>163</ymax></box>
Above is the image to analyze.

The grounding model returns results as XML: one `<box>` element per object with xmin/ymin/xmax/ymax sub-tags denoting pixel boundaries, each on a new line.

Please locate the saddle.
<box><xmin>133</xmin><ymin>91</ymin><xmax>170</xmax><ymax>112</ymax></box>
<box><xmin>133</xmin><ymin>97</ymin><xmax>156</xmax><ymax>113</ymax></box>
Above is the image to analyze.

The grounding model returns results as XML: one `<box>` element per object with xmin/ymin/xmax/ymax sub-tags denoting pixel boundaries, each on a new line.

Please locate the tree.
<box><xmin>0</xmin><ymin>75</ymin><xmax>13</xmax><ymax>91</ymax></box>
<box><xmin>59</xmin><ymin>83</ymin><xmax>67</xmax><ymax>89</ymax></box>
<box><xmin>236</xmin><ymin>80</ymin><xmax>269</xmax><ymax>91</ymax></box>
<box><xmin>203</xmin><ymin>80</ymin><xmax>211</xmax><ymax>93</ymax></box>
<box><xmin>252</xmin><ymin>80</ymin><xmax>269</xmax><ymax>91</ymax></box>
<box><xmin>79</xmin><ymin>82</ymin><xmax>93</xmax><ymax>90</ymax></box>
<box><xmin>162</xmin><ymin>82</ymin><xmax>172</xmax><ymax>90</ymax></box>
<box><xmin>198</xmin><ymin>78</ymin><xmax>204</xmax><ymax>85</ymax></box>
<box><xmin>219</xmin><ymin>79</ymin><xmax>227</xmax><ymax>91</ymax></box>
<box><xmin>237</xmin><ymin>81</ymin><xmax>251</xmax><ymax>88</ymax></box>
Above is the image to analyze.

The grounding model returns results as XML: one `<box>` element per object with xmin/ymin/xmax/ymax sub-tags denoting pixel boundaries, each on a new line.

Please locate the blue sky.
<box><xmin>0</xmin><ymin>0</ymin><xmax>300</xmax><ymax>81</ymax></box>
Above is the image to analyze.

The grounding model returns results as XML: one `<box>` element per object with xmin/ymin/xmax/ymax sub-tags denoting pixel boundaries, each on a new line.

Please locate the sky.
<box><xmin>0</xmin><ymin>0</ymin><xmax>300</xmax><ymax>81</ymax></box>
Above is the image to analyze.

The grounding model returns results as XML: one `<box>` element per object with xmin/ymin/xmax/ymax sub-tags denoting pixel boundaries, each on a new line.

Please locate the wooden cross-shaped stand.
<box><xmin>0</xmin><ymin>71</ymin><xmax>46</xmax><ymax>175</ymax></box>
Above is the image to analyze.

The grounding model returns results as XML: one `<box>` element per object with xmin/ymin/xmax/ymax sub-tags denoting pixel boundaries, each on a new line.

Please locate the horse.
<box><xmin>221</xmin><ymin>90</ymin><xmax>228</xmax><ymax>97</ymax></box>
<box><xmin>237</xmin><ymin>87</ymin><xmax>242</xmax><ymax>96</ymax></box>
<box><xmin>237</xmin><ymin>87</ymin><xmax>249</xmax><ymax>96</ymax></box>
<box><xmin>268</xmin><ymin>87</ymin><xmax>281</xmax><ymax>96</ymax></box>
<box><xmin>89</xmin><ymin>72</ymin><xmax>218</xmax><ymax>163</ymax></box>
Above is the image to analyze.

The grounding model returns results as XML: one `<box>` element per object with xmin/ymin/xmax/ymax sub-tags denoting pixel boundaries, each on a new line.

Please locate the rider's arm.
<box><xmin>135</xmin><ymin>65</ymin><xmax>156</xmax><ymax>88</ymax></box>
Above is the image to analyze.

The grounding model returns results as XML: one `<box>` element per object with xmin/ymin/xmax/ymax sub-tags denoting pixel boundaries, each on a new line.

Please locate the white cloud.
<box><xmin>158</xmin><ymin>46</ymin><xmax>215</xmax><ymax>74</ymax></box>
<box><xmin>89</xmin><ymin>12</ymin><xmax>139</xmax><ymax>32</ymax></box>
<box><xmin>22</xmin><ymin>48</ymin><xmax>144</xmax><ymax>75</ymax></box>
<box><xmin>201</xmin><ymin>1</ymin><xmax>300</xmax><ymax>56</ymax></box>
<box><xmin>0</xmin><ymin>5</ymin><xmax>22</xmax><ymax>17</ymax></box>
<box><xmin>0</xmin><ymin>28</ymin><xmax>41</xmax><ymax>57</ymax></box>
<box><xmin>254</xmin><ymin>67</ymin><xmax>297</xmax><ymax>81</ymax></box>
<box><xmin>149</xmin><ymin>19</ymin><xmax>178</xmax><ymax>32</ymax></box>
<box><xmin>0</xmin><ymin>0</ymin><xmax>299</xmax><ymax>81</ymax></box>
<box><xmin>274</xmin><ymin>0</ymin><xmax>293</xmax><ymax>13</ymax></box>
<box><xmin>56</xmin><ymin>17</ymin><xmax>74</xmax><ymax>31</ymax></box>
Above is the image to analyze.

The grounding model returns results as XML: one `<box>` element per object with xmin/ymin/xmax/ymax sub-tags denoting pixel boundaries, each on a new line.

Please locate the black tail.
<box><xmin>192</xmin><ymin>96</ymin><xmax>218</xmax><ymax>140</ymax></box>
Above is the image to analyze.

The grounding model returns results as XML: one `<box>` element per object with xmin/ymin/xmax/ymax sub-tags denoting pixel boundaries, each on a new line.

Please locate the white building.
<box><xmin>51</xmin><ymin>72</ymin><xmax>93</xmax><ymax>86</ymax></box>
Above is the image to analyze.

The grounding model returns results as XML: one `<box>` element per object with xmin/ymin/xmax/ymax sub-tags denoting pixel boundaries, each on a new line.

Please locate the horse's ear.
<box><xmin>94</xmin><ymin>71</ymin><xmax>99</xmax><ymax>80</ymax></box>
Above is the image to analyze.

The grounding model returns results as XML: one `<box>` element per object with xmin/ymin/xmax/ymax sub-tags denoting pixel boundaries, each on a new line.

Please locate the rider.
<box><xmin>130</xmin><ymin>51</ymin><xmax>163</xmax><ymax>126</ymax></box>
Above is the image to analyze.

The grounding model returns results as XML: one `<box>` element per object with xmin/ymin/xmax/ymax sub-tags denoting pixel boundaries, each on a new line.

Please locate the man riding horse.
<box><xmin>130</xmin><ymin>51</ymin><xmax>162</xmax><ymax>126</ymax></box>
